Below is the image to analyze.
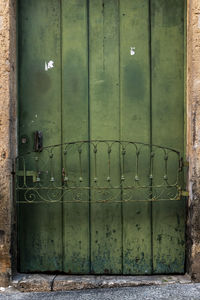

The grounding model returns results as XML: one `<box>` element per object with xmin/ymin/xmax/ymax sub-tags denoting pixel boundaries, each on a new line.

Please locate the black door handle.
<box><xmin>34</xmin><ymin>131</ymin><xmax>43</xmax><ymax>152</ymax></box>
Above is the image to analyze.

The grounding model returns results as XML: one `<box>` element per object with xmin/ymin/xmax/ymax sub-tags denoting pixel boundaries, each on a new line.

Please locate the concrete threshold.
<box><xmin>12</xmin><ymin>274</ymin><xmax>192</xmax><ymax>293</ymax></box>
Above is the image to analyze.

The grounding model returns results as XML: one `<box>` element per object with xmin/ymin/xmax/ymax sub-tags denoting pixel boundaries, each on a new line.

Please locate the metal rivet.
<box><xmin>93</xmin><ymin>147</ymin><xmax>97</xmax><ymax>153</ymax></box>
<box><xmin>121</xmin><ymin>175</ymin><xmax>125</xmax><ymax>181</ymax></box>
<box><xmin>151</xmin><ymin>152</ymin><xmax>155</xmax><ymax>158</ymax></box>
<box><xmin>135</xmin><ymin>175</ymin><xmax>139</xmax><ymax>181</ymax></box>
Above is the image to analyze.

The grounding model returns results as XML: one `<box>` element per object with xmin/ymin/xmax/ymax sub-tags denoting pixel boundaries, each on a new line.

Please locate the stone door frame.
<box><xmin>0</xmin><ymin>0</ymin><xmax>200</xmax><ymax>286</ymax></box>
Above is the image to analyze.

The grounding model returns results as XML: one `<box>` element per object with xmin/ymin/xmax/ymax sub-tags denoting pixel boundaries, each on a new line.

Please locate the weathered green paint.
<box><xmin>18</xmin><ymin>0</ymin><xmax>185</xmax><ymax>274</ymax></box>
<box><xmin>151</xmin><ymin>0</ymin><xmax>185</xmax><ymax>273</ymax></box>
<box><xmin>18</xmin><ymin>0</ymin><xmax>62</xmax><ymax>272</ymax></box>
<box><xmin>89</xmin><ymin>0</ymin><xmax>122</xmax><ymax>274</ymax></box>
<box><xmin>120</xmin><ymin>0</ymin><xmax>152</xmax><ymax>275</ymax></box>
<box><xmin>62</xmin><ymin>0</ymin><xmax>90</xmax><ymax>274</ymax></box>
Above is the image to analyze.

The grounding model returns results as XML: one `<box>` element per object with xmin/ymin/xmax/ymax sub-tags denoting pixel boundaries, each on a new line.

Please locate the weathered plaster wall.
<box><xmin>0</xmin><ymin>0</ymin><xmax>16</xmax><ymax>286</ymax></box>
<box><xmin>187</xmin><ymin>0</ymin><xmax>200</xmax><ymax>282</ymax></box>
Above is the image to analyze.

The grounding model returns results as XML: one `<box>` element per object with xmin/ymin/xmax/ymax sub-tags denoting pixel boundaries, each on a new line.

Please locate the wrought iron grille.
<box><xmin>16</xmin><ymin>140</ymin><xmax>184</xmax><ymax>203</ymax></box>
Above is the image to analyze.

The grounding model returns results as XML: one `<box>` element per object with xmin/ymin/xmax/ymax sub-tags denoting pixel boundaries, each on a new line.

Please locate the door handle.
<box><xmin>34</xmin><ymin>131</ymin><xmax>43</xmax><ymax>152</ymax></box>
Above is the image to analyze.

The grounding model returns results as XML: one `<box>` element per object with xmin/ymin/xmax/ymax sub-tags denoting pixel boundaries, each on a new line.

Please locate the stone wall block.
<box><xmin>187</xmin><ymin>0</ymin><xmax>200</xmax><ymax>282</ymax></box>
<box><xmin>0</xmin><ymin>0</ymin><xmax>16</xmax><ymax>286</ymax></box>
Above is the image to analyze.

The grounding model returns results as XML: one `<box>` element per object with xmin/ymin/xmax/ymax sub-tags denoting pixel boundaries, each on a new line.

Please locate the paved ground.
<box><xmin>1</xmin><ymin>283</ymin><xmax>200</xmax><ymax>300</ymax></box>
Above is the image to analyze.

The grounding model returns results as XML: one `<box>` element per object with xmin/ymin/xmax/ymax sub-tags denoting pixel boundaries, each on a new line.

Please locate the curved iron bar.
<box><xmin>16</xmin><ymin>140</ymin><xmax>183</xmax><ymax>203</ymax></box>
<box><xmin>17</xmin><ymin>139</ymin><xmax>181</xmax><ymax>156</ymax></box>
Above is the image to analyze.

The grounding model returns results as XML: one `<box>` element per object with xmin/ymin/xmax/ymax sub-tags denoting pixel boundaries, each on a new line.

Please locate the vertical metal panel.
<box><xmin>62</xmin><ymin>0</ymin><xmax>90</xmax><ymax>274</ymax></box>
<box><xmin>89</xmin><ymin>0</ymin><xmax>122</xmax><ymax>274</ymax></box>
<box><xmin>120</xmin><ymin>0</ymin><xmax>152</xmax><ymax>274</ymax></box>
<box><xmin>18</xmin><ymin>0</ymin><xmax>62</xmax><ymax>271</ymax></box>
<box><xmin>151</xmin><ymin>0</ymin><xmax>185</xmax><ymax>273</ymax></box>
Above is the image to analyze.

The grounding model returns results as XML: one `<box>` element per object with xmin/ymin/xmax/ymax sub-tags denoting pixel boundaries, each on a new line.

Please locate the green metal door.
<box><xmin>17</xmin><ymin>0</ymin><xmax>186</xmax><ymax>274</ymax></box>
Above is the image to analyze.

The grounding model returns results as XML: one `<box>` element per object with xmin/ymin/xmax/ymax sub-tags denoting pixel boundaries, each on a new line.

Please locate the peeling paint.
<box><xmin>130</xmin><ymin>47</ymin><xmax>135</xmax><ymax>55</ymax></box>
<box><xmin>45</xmin><ymin>60</ymin><xmax>54</xmax><ymax>71</ymax></box>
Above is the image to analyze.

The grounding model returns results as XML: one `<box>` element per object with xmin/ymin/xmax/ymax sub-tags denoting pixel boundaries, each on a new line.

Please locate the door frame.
<box><xmin>1</xmin><ymin>0</ymin><xmax>200</xmax><ymax>285</ymax></box>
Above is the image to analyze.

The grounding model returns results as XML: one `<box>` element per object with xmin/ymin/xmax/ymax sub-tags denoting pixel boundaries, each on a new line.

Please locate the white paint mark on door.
<box><xmin>45</xmin><ymin>60</ymin><xmax>54</xmax><ymax>71</ymax></box>
<box><xmin>198</xmin><ymin>15</ymin><xmax>200</xmax><ymax>29</ymax></box>
<box><xmin>130</xmin><ymin>47</ymin><xmax>135</xmax><ymax>56</ymax></box>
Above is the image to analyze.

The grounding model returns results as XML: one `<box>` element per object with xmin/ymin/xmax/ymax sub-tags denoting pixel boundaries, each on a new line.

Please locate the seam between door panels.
<box><xmin>148</xmin><ymin>0</ymin><xmax>153</xmax><ymax>275</ymax></box>
<box><xmin>87</xmin><ymin>0</ymin><xmax>92</xmax><ymax>274</ymax></box>
<box><xmin>60</xmin><ymin>0</ymin><xmax>64</xmax><ymax>272</ymax></box>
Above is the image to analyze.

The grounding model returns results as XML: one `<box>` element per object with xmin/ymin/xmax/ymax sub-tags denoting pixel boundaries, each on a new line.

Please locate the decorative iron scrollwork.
<box><xmin>16</xmin><ymin>140</ymin><xmax>184</xmax><ymax>203</ymax></box>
